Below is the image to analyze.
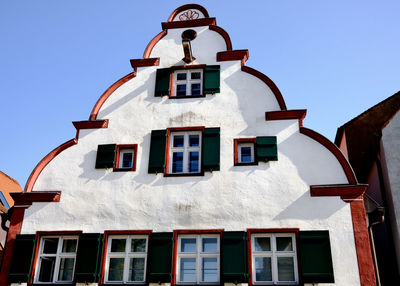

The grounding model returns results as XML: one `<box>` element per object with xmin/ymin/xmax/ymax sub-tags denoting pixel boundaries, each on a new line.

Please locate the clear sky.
<box><xmin>1</xmin><ymin>0</ymin><xmax>399</xmax><ymax>188</ymax></box>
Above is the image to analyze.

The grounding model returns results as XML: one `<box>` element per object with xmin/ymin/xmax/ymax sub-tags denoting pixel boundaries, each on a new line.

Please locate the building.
<box><xmin>1</xmin><ymin>4</ymin><xmax>375</xmax><ymax>286</ymax></box>
<box><xmin>335</xmin><ymin>92</ymin><xmax>400</xmax><ymax>285</ymax></box>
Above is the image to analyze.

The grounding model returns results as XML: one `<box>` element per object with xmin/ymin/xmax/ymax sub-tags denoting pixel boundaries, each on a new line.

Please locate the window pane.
<box><xmin>181</xmin><ymin>238</ymin><xmax>197</xmax><ymax>252</ymax></box>
<box><xmin>240</xmin><ymin>146</ymin><xmax>252</xmax><ymax>163</ymax></box>
<box><xmin>122</xmin><ymin>152</ymin><xmax>133</xmax><ymax>168</ymax></box>
<box><xmin>57</xmin><ymin>258</ymin><xmax>75</xmax><ymax>281</ymax></box>
<box><xmin>129</xmin><ymin>258</ymin><xmax>145</xmax><ymax>282</ymax></box>
<box><xmin>255</xmin><ymin>257</ymin><xmax>272</xmax><ymax>281</ymax></box>
<box><xmin>177</xmin><ymin>84</ymin><xmax>186</xmax><ymax>96</ymax></box>
<box><xmin>202</xmin><ymin>257</ymin><xmax>218</xmax><ymax>282</ymax></box>
<box><xmin>62</xmin><ymin>239</ymin><xmax>77</xmax><ymax>253</ymax></box>
<box><xmin>277</xmin><ymin>257</ymin><xmax>295</xmax><ymax>281</ymax></box>
<box><xmin>191</xmin><ymin>72</ymin><xmax>201</xmax><ymax>79</ymax></box>
<box><xmin>177</xmin><ymin>73</ymin><xmax>187</xmax><ymax>80</ymax></box>
<box><xmin>173</xmin><ymin>135</ymin><xmax>184</xmax><ymax>147</ymax></box>
<box><xmin>172</xmin><ymin>152</ymin><xmax>183</xmax><ymax>173</ymax></box>
<box><xmin>38</xmin><ymin>257</ymin><xmax>56</xmax><ymax>282</ymax></box>
<box><xmin>43</xmin><ymin>238</ymin><xmax>59</xmax><ymax>254</ymax></box>
<box><xmin>191</xmin><ymin>83</ymin><xmax>201</xmax><ymax>95</ymax></box>
<box><xmin>254</xmin><ymin>237</ymin><xmax>271</xmax><ymax>251</ymax></box>
<box><xmin>108</xmin><ymin>258</ymin><xmax>125</xmax><ymax>281</ymax></box>
<box><xmin>276</xmin><ymin>237</ymin><xmax>293</xmax><ymax>251</ymax></box>
<box><xmin>202</xmin><ymin>238</ymin><xmax>217</xmax><ymax>252</ymax></box>
<box><xmin>180</xmin><ymin>258</ymin><xmax>196</xmax><ymax>282</ymax></box>
<box><xmin>131</xmin><ymin>238</ymin><xmax>146</xmax><ymax>252</ymax></box>
<box><xmin>188</xmin><ymin>151</ymin><xmax>199</xmax><ymax>173</ymax></box>
<box><xmin>189</xmin><ymin>135</ymin><xmax>200</xmax><ymax>147</ymax></box>
<box><xmin>111</xmin><ymin>239</ymin><xmax>126</xmax><ymax>252</ymax></box>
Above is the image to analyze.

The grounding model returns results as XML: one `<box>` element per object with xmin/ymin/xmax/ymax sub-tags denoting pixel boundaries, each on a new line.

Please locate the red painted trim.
<box><xmin>209</xmin><ymin>25</ymin><xmax>232</xmax><ymax>51</ymax></box>
<box><xmin>265</xmin><ymin>110</ymin><xmax>307</xmax><ymax>127</ymax></box>
<box><xmin>89</xmin><ymin>72</ymin><xmax>136</xmax><ymax>121</ymax></box>
<box><xmin>310</xmin><ymin>184</ymin><xmax>367</xmax><ymax>201</ymax></box>
<box><xmin>350</xmin><ymin>200</ymin><xmax>377</xmax><ymax>286</ymax></box>
<box><xmin>100</xmin><ymin>230</ymin><xmax>152</xmax><ymax>284</ymax></box>
<box><xmin>217</xmin><ymin>50</ymin><xmax>249</xmax><ymax>66</ymax></box>
<box><xmin>247</xmin><ymin>228</ymin><xmax>300</xmax><ymax>285</ymax></box>
<box><xmin>25</xmin><ymin>139</ymin><xmax>77</xmax><ymax>192</ymax></box>
<box><xmin>241</xmin><ymin>66</ymin><xmax>287</xmax><ymax>111</ymax></box>
<box><xmin>300</xmin><ymin>127</ymin><xmax>358</xmax><ymax>184</ymax></box>
<box><xmin>11</xmin><ymin>191</ymin><xmax>61</xmax><ymax>206</ymax></box>
<box><xmin>143</xmin><ymin>31</ymin><xmax>168</xmax><ymax>59</ymax></box>
<box><xmin>0</xmin><ymin>207</ymin><xmax>26</xmax><ymax>286</ymax></box>
<box><xmin>167</xmin><ymin>4</ymin><xmax>210</xmax><ymax>22</ymax></box>
<box><xmin>162</xmin><ymin>18</ymin><xmax>216</xmax><ymax>30</ymax></box>
<box><xmin>72</xmin><ymin>119</ymin><xmax>109</xmax><ymax>130</ymax></box>
<box><xmin>130</xmin><ymin>58</ymin><xmax>160</xmax><ymax>73</ymax></box>
<box><xmin>172</xmin><ymin>229</ymin><xmax>223</xmax><ymax>285</ymax></box>
<box><xmin>233</xmin><ymin>138</ymin><xmax>257</xmax><ymax>166</ymax></box>
<box><xmin>171</xmin><ymin>64</ymin><xmax>207</xmax><ymax>70</ymax></box>
<box><xmin>114</xmin><ymin>144</ymin><xmax>138</xmax><ymax>172</ymax></box>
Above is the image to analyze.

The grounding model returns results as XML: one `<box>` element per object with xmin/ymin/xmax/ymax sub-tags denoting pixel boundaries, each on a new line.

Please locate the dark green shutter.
<box><xmin>155</xmin><ymin>68</ymin><xmax>171</xmax><ymax>97</ymax></box>
<box><xmin>204</xmin><ymin>65</ymin><xmax>220</xmax><ymax>94</ymax></box>
<box><xmin>256</xmin><ymin>136</ymin><xmax>278</xmax><ymax>162</ymax></box>
<box><xmin>203</xmin><ymin>127</ymin><xmax>220</xmax><ymax>171</ymax></box>
<box><xmin>221</xmin><ymin>232</ymin><xmax>249</xmax><ymax>283</ymax></box>
<box><xmin>147</xmin><ymin>232</ymin><xmax>173</xmax><ymax>283</ymax></box>
<box><xmin>148</xmin><ymin>130</ymin><xmax>167</xmax><ymax>173</ymax></box>
<box><xmin>299</xmin><ymin>231</ymin><xmax>334</xmax><ymax>283</ymax></box>
<box><xmin>8</xmin><ymin>234</ymin><xmax>36</xmax><ymax>283</ymax></box>
<box><xmin>95</xmin><ymin>144</ymin><xmax>116</xmax><ymax>168</ymax></box>
<box><xmin>74</xmin><ymin>233</ymin><xmax>104</xmax><ymax>283</ymax></box>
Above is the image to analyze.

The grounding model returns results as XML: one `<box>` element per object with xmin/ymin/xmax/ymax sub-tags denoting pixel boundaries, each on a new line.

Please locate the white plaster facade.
<box><xmin>14</xmin><ymin>5</ymin><xmax>364</xmax><ymax>286</ymax></box>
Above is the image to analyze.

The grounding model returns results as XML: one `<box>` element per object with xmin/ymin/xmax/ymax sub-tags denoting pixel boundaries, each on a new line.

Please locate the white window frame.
<box><xmin>251</xmin><ymin>233</ymin><xmax>298</xmax><ymax>285</ymax></box>
<box><xmin>104</xmin><ymin>235</ymin><xmax>148</xmax><ymax>284</ymax></box>
<box><xmin>176</xmin><ymin>234</ymin><xmax>220</xmax><ymax>285</ymax></box>
<box><xmin>169</xmin><ymin>131</ymin><xmax>202</xmax><ymax>174</ymax></box>
<box><xmin>238</xmin><ymin>142</ymin><xmax>255</xmax><ymax>163</ymax></box>
<box><xmin>174</xmin><ymin>69</ymin><xmax>203</xmax><ymax>97</ymax></box>
<box><xmin>34</xmin><ymin>236</ymin><xmax>78</xmax><ymax>284</ymax></box>
<box><xmin>118</xmin><ymin>148</ymin><xmax>135</xmax><ymax>169</ymax></box>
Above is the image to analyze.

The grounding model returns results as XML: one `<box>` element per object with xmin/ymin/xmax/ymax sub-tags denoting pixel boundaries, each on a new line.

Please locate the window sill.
<box><xmin>169</xmin><ymin>94</ymin><xmax>206</xmax><ymax>99</ymax></box>
<box><xmin>234</xmin><ymin>162</ymin><xmax>258</xmax><ymax>166</ymax></box>
<box><xmin>113</xmin><ymin>168</ymin><xmax>136</xmax><ymax>172</ymax></box>
<box><xmin>164</xmin><ymin>172</ymin><xmax>205</xmax><ymax>177</ymax></box>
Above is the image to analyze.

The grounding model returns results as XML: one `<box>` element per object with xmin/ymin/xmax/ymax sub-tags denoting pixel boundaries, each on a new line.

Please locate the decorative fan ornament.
<box><xmin>179</xmin><ymin>10</ymin><xmax>200</xmax><ymax>21</ymax></box>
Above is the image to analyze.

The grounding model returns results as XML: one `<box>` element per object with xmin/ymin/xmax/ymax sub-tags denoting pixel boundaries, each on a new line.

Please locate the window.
<box><xmin>174</xmin><ymin>69</ymin><xmax>203</xmax><ymax>97</ymax></box>
<box><xmin>176</xmin><ymin>234</ymin><xmax>220</xmax><ymax>284</ymax></box>
<box><xmin>35</xmin><ymin>236</ymin><xmax>78</xmax><ymax>284</ymax></box>
<box><xmin>251</xmin><ymin>233</ymin><xmax>298</xmax><ymax>285</ymax></box>
<box><xmin>105</xmin><ymin>235</ymin><xmax>148</xmax><ymax>284</ymax></box>
<box><xmin>234</xmin><ymin>137</ymin><xmax>278</xmax><ymax>166</ymax></box>
<box><xmin>95</xmin><ymin>144</ymin><xmax>137</xmax><ymax>171</ymax></box>
<box><xmin>169</xmin><ymin>131</ymin><xmax>202</xmax><ymax>174</ymax></box>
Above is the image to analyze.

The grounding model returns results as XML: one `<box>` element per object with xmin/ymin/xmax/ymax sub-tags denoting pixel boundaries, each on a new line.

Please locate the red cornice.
<box><xmin>310</xmin><ymin>184</ymin><xmax>367</xmax><ymax>201</ymax></box>
<box><xmin>89</xmin><ymin>72</ymin><xmax>136</xmax><ymax>121</ymax></box>
<box><xmin>241</xmin><ymin>66</ymin><xmax>286</xmax><ymax>110</ymax></box>
<box><xmin>265</xmin><ymin>110</ymin><xmax>307</xmax><ymax>127</ymax></box>
<box><xmin>143</xmin><ymin>31</ymin><xmax>168</xmax><ymax>59</ymax></box>
<box><xmin>300</xmin><ymin>127</ymin><xmax>357</xmax><ymax>184</ymax></box>
<box><xmin>209</xmin><ymin>25</ymin><xmax>232</xmax><ymax>51</ymax></box>
<box><xmin>72</xmin><ymin>119</ymin><xmax>109</xmax><ymax>130</ymax></box>
<box><xmin>217</xmin><ymin>50</ymin><xmax>249</xmax><ymax>66</ymax></box>
<box><xmin>167</xmin><ymin>4</ymin><xmax>210</xmax><ymax>22</ymax></box>
<box><xmin>11</xmin><ymin>191</ymin><xmax>61</xmax><ymax>206</ymax></box>
<box><xmin>162</xmin><ymin>18</ymin><xmax>216</xmax><ymax>30</ymax></box>
<box><xmin>130</xmin><ymin>58</ymin><xmax>160</xmax><ymax>73</ymax></box>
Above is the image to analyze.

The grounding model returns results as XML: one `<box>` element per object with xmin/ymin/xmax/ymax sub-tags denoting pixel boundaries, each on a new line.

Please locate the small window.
<box><xmin>234</xmin><ymin>138</ymin><xmax>257</xmax><ymax>166</ymax></box>
<box><xmin>35</xmin><ymin>236</ymin><xmax>78</xmax><ymax>284</ymax></box>
<box><xmin>105</xmin><ymin>235</ymin><xmax>148</xmax><ymax>284</ymax></box>
<box><xmin>96</xmin><ymin>144</ymin><xmax>137</xmax><ymax>171</ymax></box>
<box><xmin>174</xmin><ymin>69</ymin><xmax>203</xmax><ymax>97</ymax></box>
<box><xmin>251</xmin><ymin>233</ymin><xmax>298</xmax><ymax>285</ymax></box>
<box><xmin>169</xmin><ymin>131</ymin><xmax>202</xmax><ymax>174</ymax></box>
<box><xmin>176</xmin><ymin>234</ymin><xmax>220</xmax><ymax>284</ymax></box>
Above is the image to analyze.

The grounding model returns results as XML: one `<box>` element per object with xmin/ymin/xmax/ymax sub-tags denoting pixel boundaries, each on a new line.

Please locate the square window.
<box><xmin>251</xmin><ymin>233</ymin><xmax>298</xmax><ymax>285</ymax></box>
<box><xmin>173</xmin><ymin>69</ymin><xmax>203</xmax><ymax>97</ymax></box>
<box><xmin>177</xmin><ymin>234</ymin><xmax>220</xmax><ymax>284</ymax></box>
<box><xmin>234</xmin><ymin>139</ymin><xmax>256</xmax><ymax>165</ymax></box>
<box><xmin>35</xmin><ymin>236</ymin><xmax>78</xmax><ymax>284</ymax></box>
<box><xmin>114</xmin><ymin>145</ymin><xmax>137</xmax><ymax>172</ymax></box>
<box><xmin>105</xmin><ymin>235</ymin><xmax>148</xmax><ymax>284</ymax></box>
<box><xmin>169</xmin><ymin>131</ymin><xmax>202</xmax><ymax>174</ymax></box>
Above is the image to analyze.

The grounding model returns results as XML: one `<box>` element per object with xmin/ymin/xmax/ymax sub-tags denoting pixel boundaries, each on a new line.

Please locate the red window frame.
<box><xmin>114</xmin><ymin>144</ymin><xmax>138</xmax><ymax>172</ymax></box>
<box><xmin>169</xmin><ymin>65</ymin><xmax>207</xmax><ymax>98</ymax></box>
<box><xmin>234</xmin><ymin>138</ymin><xmax>257</xmax><ymax>166</ymax></box>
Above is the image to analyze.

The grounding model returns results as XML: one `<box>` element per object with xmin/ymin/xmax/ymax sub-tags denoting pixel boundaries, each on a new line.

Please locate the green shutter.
<box><xmin>204</xmin><ymin>65</ymin><xmax>220</xmax><ymax>94</ymax></box>
<box><xmin>299</xmin><ymin>231</ymin><xmax>334</xmax><ymax>283</ymax></box>
<box><xmin>8</xmin><ymin>234</ymin><xmax>36</xmax><ymax>283</ymax></box>
<box><xmin>256</xmin><ymin>136</ymin><xmax>278</xmax><ymax>162</ymax></box>
<box><xmin>148</xmin><ymin>130</ymin><xmax>167</xmax><ymax>173</ymax></box>
<box><xmin>203</xmin><ymin>127</ymin><xmax>220</xmax><ymax>171</ymax></box>
<box><xmin>147</xmin><ymin>232</ymin><xmax>173</xmax><ymax>283</ymax></box>
<box><xmin>95</xmin><ymin>144</ymin><xmax>116</xmax><ymax>168</ymax></box>
<box><xmin>155</xmin><ymin>68</ymin><xmax>171</xmax><ymax>97</ymax></box>
<box><xmin>74</xmin><ymin>233</ymin><xmax>104</xmax><ymax>283</ymax></box>
<box><xmin>221</xmin><ymin>231</ymin><xmax>249</xmax><ymax>283</ymax></box>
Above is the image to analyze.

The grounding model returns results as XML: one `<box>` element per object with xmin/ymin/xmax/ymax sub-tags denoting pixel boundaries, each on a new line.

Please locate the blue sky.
<box><xmin>1</xmin><ymin>0</ymin><xmax>399</xmax><ymax>187</ymax></box>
